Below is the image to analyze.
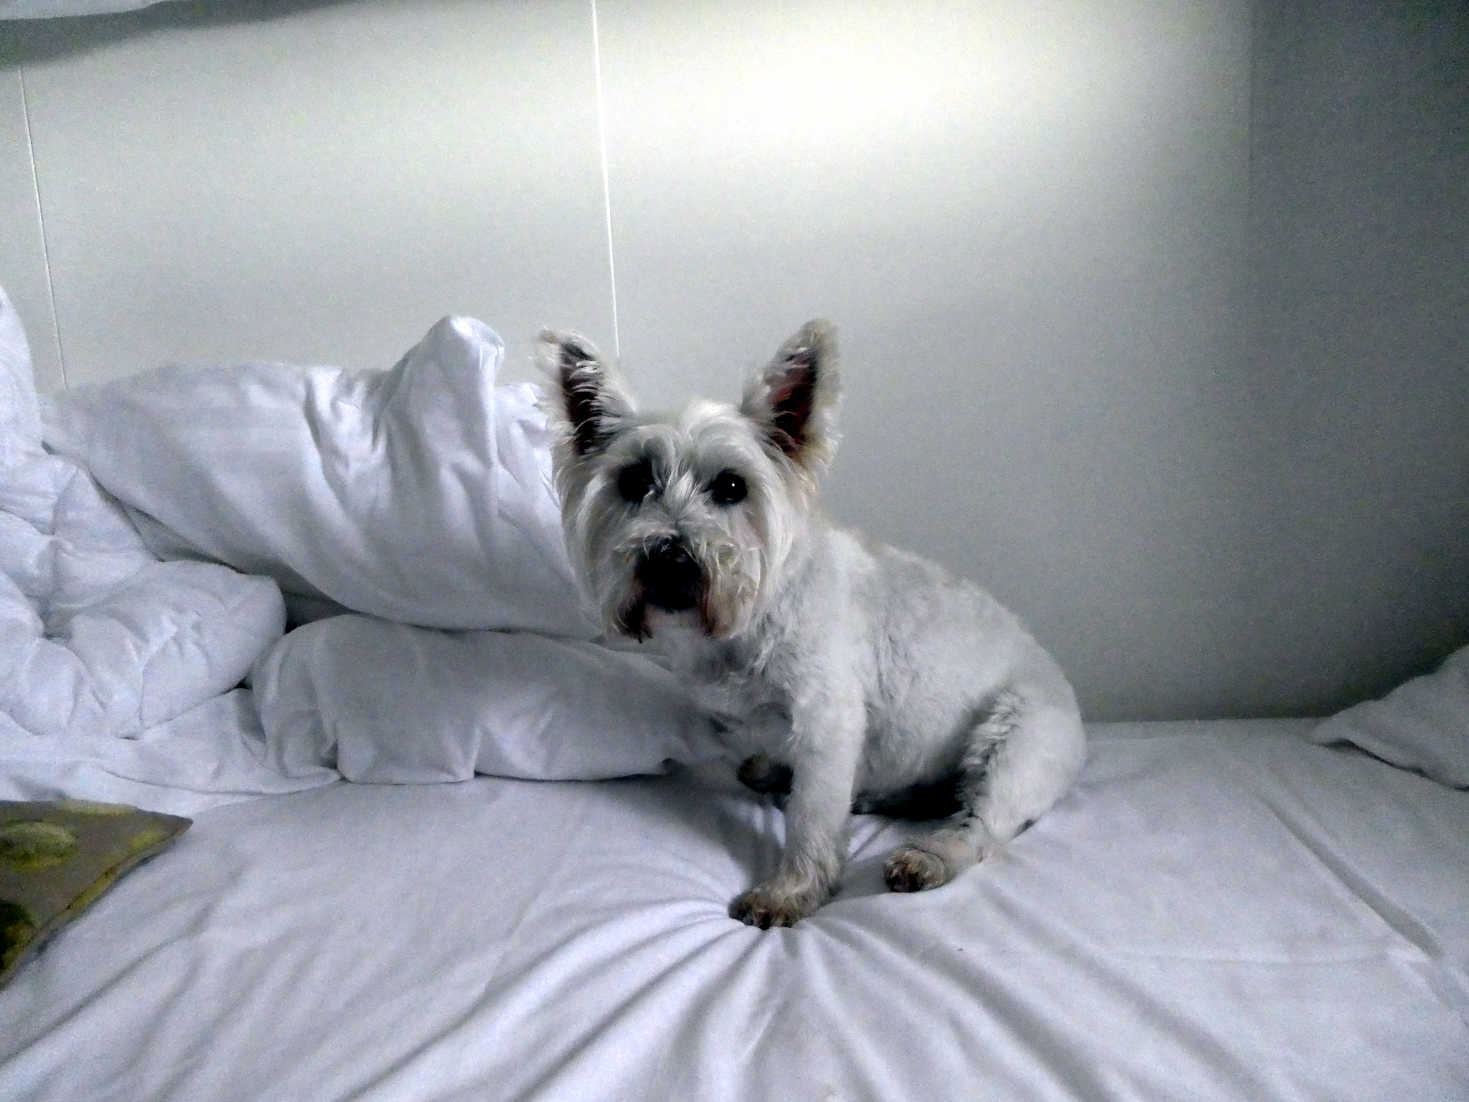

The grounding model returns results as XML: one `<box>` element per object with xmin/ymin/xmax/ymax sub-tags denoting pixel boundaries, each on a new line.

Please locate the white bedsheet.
<box><xmin>3</xmin><ymin>720</ymin><xmax>1465</xmax><ymax>1100</ymax></box>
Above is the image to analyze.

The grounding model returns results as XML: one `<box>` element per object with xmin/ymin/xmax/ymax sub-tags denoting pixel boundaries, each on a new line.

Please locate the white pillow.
<box><xmin>1310</xmin><ymin>646</ymin><xmax>1469</xmax><ymax>788</ymax></box>
<box><xmin>251</xmin><ymin>614</ymin><xmax>721</xmax><ymax>783</ymax></box>
<box><xmin>43</xmin><ymin>316</ymin><xmax>596</xmax><ymax>638</ymax></box>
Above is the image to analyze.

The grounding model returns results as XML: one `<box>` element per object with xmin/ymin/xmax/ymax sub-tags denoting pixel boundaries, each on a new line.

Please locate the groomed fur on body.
<box><xmin>540</xmin><ymin>321</ymin><xmax>1085</xmax><ymax>927</ymax></box>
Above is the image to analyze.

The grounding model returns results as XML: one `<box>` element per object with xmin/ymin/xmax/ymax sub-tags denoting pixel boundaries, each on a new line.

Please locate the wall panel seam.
<box><xmin>590</xmin><ymin>0</ymin><xmax>621</xmax><ymax>357</ymax></box>
<box><xmin>17</xmin><ymin>66</ymin><xmax>66</xmax><ymax>389</ymax></box>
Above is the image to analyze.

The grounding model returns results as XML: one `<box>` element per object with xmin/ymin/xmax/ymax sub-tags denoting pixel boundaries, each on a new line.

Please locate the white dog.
<box><xmin>540</xmin><ymin>321</ymin><xmax>1085</xmax><ymax>927</ymax></box>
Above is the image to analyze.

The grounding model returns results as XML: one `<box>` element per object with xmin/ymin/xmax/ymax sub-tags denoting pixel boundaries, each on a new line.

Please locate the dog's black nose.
<box><xmin>637</xmin><ymin>538</ymin><xmax>702</xmax><ymax>612</ymax></box>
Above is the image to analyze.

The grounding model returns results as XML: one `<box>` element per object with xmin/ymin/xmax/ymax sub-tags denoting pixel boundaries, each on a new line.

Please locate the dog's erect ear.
<box><xmin>741</xmin><ymin>319</ymin><xmax>840</xmax><ymax>474</ymax></box>
<box><xmin>537</xmin><ymin>330</ymin><xmax>633</xmax><ymax>457</ymax></box>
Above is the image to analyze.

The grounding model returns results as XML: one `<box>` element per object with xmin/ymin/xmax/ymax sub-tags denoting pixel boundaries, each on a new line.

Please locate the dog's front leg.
<box><xmin>729</xmin><ymin>692</ymin><xmax>864</xmax><ymax>928</ymax></box>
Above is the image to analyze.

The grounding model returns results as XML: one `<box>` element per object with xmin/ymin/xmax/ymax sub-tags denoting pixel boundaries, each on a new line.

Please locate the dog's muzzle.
<box><xmin>635</xmin><ymin>538</ymin><xmax>703</xmax><ymax>612</ymax></box>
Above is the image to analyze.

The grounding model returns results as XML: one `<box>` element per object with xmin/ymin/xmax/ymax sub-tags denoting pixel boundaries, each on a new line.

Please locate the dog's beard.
<box><xmin>603</xmin><ymin>533</ymin><xmax>766</xmax><ymax>641</ymax></box>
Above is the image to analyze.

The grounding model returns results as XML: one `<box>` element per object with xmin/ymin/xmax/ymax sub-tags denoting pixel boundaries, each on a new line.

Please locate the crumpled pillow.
<box><xmin>1</xmin><ymin>799</ymin><xmax>191</xmax><ymax>989</ymax></box>
<box><xmin>1310</xmin><ymin>645</ymin><xmax>1469</xmax><ymax>788</ymax></box>
<box><xmin>251</xmin><ymin>614</ymin><xmax>722</xmax><ymax>784</ymax></box>
<box><xmin>43</xmin><ymin>316</ymin><xmax>596</xmax><ymax>637</ymax></box>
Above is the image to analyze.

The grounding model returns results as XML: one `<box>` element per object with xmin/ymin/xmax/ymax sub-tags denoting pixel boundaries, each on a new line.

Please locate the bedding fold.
<box><xmin>2</xmin><ymin>288</ymin><xmax>287</xmax><ymax>761</ymax></box>
<box><xmin>42</xmin><ymin>313</ymin><xmax>596</xmax><ymax>638</ymax></box>
<box><xmin>8</xmin><ymin>290</ymin><xmax>718</xmax><ymax>807</ymax></box>
<box><xmin>251</xmin><ymin>615</ymin><xmax>720</xmax><ymax>783</ymax></box>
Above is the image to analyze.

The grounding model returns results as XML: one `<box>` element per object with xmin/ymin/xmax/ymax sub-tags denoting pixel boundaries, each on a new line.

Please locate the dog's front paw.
<box><xmin>883</xmin><ymin>845</ymin><xmax>951</xmax><ymax>893</ymax></box>
<box><xmin>729</xmin><ymin>886</ymin><xmax>813</xmax><ymax>928</ymax></box>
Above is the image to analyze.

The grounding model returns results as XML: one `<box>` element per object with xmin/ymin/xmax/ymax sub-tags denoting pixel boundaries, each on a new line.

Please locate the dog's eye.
<box><xmin>709</xmin><ymin>470</ymin><xmax>748</xmax><ymax>506</ymax></box>
<box><xmin>617</xmin><ymin>461</ymin><xmax>656</xmax><ymax>504</ymax></box>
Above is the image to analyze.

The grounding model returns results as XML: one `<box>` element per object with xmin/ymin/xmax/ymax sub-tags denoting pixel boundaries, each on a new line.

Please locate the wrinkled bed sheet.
<box><xmin>2</xmin><ymin>721</ymin><xmax>1465</xmax><ymax>1101</ymax></box>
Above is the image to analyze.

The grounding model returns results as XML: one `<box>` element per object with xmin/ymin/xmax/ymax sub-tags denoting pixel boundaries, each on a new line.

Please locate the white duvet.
<box><xmin>0</xmin><ymin>291</ymin><xmax>323</xmax><ymax>813</ymax></box>
<box><xmin>0</xmin><ymin>294</ymin><xmax>283</xmax><ymax>741</ymax></box>
<box><xmin>2</xmin><ymin>289</ymin><xmax>717</xmax><ymax>813</ymax></box>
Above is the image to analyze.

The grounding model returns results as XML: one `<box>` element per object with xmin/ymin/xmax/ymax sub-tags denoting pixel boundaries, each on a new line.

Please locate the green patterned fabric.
<box><xmin>0</xmin><ymin>800</ymin><xmax>191</xmax><ymax>988</ymax></box>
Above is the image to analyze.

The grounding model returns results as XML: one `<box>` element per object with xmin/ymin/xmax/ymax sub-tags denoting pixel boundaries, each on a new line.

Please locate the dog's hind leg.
<box><xmin>884</xmin><ymin>689</ymin><xmax>1085</xmax><ymax>892</ymax></box>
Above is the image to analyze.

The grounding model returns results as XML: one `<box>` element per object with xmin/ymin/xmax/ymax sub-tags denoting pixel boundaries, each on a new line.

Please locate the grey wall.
<box><xmin>1241</xmin><ymin>0</ymin><xmax>1469</xmax><ymax>712</ymax></box>
<box><xmin>2</xmin><ymin>0</ymin><xmax>1465</xmax><ymax>720</ymax></box>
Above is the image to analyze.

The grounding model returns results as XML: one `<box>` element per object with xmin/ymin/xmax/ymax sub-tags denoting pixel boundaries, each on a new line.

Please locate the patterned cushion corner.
<box><xmin>0</xmin><ymin>800</ymin><xmax>191</xmax><ymax>988</ymax></box>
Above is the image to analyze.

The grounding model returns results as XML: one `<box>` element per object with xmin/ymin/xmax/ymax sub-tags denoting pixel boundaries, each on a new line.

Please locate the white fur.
<box><xmin>540</xmin><ymin>321</ymin><xmax>1086</xmax><ymax>927</ymax></box>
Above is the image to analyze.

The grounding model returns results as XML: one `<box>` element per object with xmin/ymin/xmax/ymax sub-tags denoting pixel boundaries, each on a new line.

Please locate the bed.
<box><xmin>3</xmin><ymin>292</ymin><xmax>1467</xmax><ymax>1100</ymax></box>
<box><xmin>4</xmin><ymin>722</ymin><xmax>1468</xmax><ymax>1100</ymax></box>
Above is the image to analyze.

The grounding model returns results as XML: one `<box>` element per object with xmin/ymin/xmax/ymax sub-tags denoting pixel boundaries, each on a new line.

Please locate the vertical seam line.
<box><xmin>590</xmin><ymin>0</ymin><xmax>621</xmax><ymax>358</ymax></box>
<box><xmin>17</xmin><ymin>66</ymin><xmax>67</xmax><ymax>390</ymax></box>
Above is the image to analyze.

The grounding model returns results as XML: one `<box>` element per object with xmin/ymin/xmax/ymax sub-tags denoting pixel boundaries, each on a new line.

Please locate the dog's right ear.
<box><xmin>537</xmin><ymin>330</ymin><xmax>632</xmax><ymax>457</ymax></box>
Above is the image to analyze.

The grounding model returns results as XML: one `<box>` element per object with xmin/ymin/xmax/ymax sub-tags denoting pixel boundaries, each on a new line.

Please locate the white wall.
<box><xmin>1</xmin><ymin>0</ymin><xmax>614</xmax><ymax>391</ymax></box>
<box><xmin>1</xmin><ymin>0</ymin><xmax>1465</xmax><ymax>720</ymax></box>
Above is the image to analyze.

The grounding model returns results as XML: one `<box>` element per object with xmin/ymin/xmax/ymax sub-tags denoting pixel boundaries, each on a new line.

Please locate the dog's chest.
<box><xmin>694</xmin><ymin>644</ymin><xmax>782</xmax><ymax>716</ymax></box>
<box><xmin>656</xmin><ymin>629</ymin><xmax>789</xmax><ymax>732</ymax></box>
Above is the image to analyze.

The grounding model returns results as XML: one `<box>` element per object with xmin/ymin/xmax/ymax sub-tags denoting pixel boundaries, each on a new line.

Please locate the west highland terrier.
<box><xmin>540</xmin><ymin>321</ymin><xmax>1085</xmax><ymax>927</ymax></box>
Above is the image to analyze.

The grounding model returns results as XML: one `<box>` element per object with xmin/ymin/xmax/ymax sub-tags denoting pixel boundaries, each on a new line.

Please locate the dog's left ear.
<box><xmin>537</xmin><ymin>330</ymin><xmax>633</xmax><ymax>457</ymax></box>
<box><xmin>741</xmin><ymin>319</ymin><xmax>840</xmax><ymax>476</ymax></box>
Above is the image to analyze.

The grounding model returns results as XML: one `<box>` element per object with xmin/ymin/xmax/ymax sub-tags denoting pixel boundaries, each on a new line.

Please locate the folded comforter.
<box><xmin>0</xmin><ymin>289</ymin><xmax>324</xmax><ymax>814</ymax></box>
<box><xmin>8</xmin><ymin>294</ymin><xmax>718</xmax><ymax>811</ymax></box>
<box><xmin>0</xmin><ymin>289</ymin><xmax>284</xmax><ymax>742</ymax></box>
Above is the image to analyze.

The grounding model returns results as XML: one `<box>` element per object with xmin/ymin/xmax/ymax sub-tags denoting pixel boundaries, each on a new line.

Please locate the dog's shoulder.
<box><xmin>818</xmin><ymin>525</ymin><xmax>958</xmax><ymax>603</ymax></box>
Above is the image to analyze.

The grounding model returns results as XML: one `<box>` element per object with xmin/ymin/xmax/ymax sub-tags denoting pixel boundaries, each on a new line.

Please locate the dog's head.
<box><xmin>540</xmin><ymin>320</ymin><xmax>839</xmax><ymax>642</ymax></box>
